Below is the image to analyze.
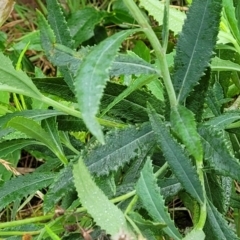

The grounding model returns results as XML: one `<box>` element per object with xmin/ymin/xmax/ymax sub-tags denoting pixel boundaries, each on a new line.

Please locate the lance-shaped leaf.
<box><xmin>204</xmin><ymin>200</ymin><xmax>239</xmax><ymax>240</ymax></box>
<box><xmin>211</xmin><ymin>57</ymin><xmax>240</xmax><ymax>72</ymax></box>
<box><xmin>136</xmin><ymin>159</ymin><xmax>181</xmax><ymax>240</ymax></box>
<box><xmin>172</xmin><ymin>0</ymin><xmax>222</xmax><ymax>103</ymax></box>
<box><xmin>199</xmin><ymin>126</ymin><xmax>240</xmax><ymax>181</ymax></box>
<box><xmin>6</xmin><ymin>116</ymin><xmax>68</xmax><ymax>164</ymax></box>
<box><xmin>44</xmin><ymin>166</ymin><xmax>74</xmax><ymax>213</ymax></box>
<box><xmin>170</xmin><ymin>105</ymin><xmax>203</xmax><ymax>162</ymax></box>
<box><xmin>148</xmin><ymin>104</ymin><xmax>204</xmax><ymax>204</ymax></box>
<box><xmin>73</xmin><ymin>157</ymin><xmax>134</xmax><ymax>238</ymax></box>
<box><xmin>0</xmin><ymin>52</ymin><xmax>43</xmax><ymax>99</ymax></box>
<box><xmin>0</xmin><ymin>172</ymin><xmax>56</xmax><ymax>211</ymax></box>
<box><xmin>74</xmin><ymin>29</ymin><xmax>138</xmax><ymax>143</ymax></box>
<box><xmin>85</xmin><ymin>123</ymin><xmax>155</xmax><ymax>176</ymax></box>
<box><xmin>0</xmin><ymin>0</ymin><xmax>15</xmax><ymax>27</ymax></box>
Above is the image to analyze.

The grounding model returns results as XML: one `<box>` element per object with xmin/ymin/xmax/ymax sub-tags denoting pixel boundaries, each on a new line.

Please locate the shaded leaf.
<box><xmin>148</xmin><ymin>104</ymin><xmax>204</xmax><ymax>204</ymax></box>
<box><xmin>136</xmin><ymin>159</ymin><xmax>181</xmax><ymax>239</ymax></box>
<box><xmin>0</xmin><ymin>172</ymin><xmax>56</xmax><ymax>211</ymax></box>
<box><xmin>199</xmin><ymin>126</ymin><xmax>240</xmax><ymax>181</ymax></box>
<box><xmin>170</xmin><ymin>105</ymin><xmax>203</xmax><ymax>161</ymax></box>
<box><xmin>204</xmin><ymin>200</ymin><xmax>239</xmax><ymax>240</ymax></box>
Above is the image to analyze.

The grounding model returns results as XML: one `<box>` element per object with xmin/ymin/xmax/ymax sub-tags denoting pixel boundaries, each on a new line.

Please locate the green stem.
<box><xmin>0</xmin><ymin>214</ymin><xmax>54</xmax><ymax>229</ymax></box>
<box><xmin>0</xmin><ymin>230</ymin><xmax>40</xmax><ymax>236</ymax></box>
<box><xmin>123</xmin><ymin>0</ymin><xmax>177</xmax><ymax>107</ymax></box>
<box><xmin>41</xmin><ymin>95</ymin><xmax>127</xmax><ymax>129</ymax></box>
<box><xmin>154</xmin><ymin>162</ymin><xmax>169</xmax><ymax>178</ymax></box>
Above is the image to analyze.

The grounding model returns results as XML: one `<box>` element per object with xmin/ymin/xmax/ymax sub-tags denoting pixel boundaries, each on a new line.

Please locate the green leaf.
<box><xmin>205</xmin><ymin>111</ymin><xmax>240</xmax><ymax>129</ymax></box>
<box><xmin>199</xmin><ymin>126</ymin><xmax>240</xmax><ymax>181</ymax></box>
<box><xmin>204</xmin><ymin>200</ymin><xmax>239</xmax><ymax>240</ymax></box>
<box><xmin>0</xmin><ymin>139</ymin><xmax>42</xmax><ymax>158</ymax></box>
<box><xmin>139</xmin><ymin>0</ymin><xmax>186</xmax><ymax>34</ymax></box>
<box><xmin>42</xmin><ymin>117</ymin><xmax>68</xmax><ymax>164</ymax></box>
<box><xmin>211</xmin><ymin>57</ymin><xmax>240</xmax><ymax>72</ymax></box>
<box><xmin>128</xmin><ymin>212</ymin><xmax>166</xmax><ymax>239</ymax></box>
<box><xmin>172</xmin><ymin>0</ymin><xmax>222</xmax><ymax>103</ymax></box>
<box><xmin>6</xmin><ymin>116</ymin><xmax>67</xmax><ymax>164</ymax></box>
<box><xmin>133</xmin><ymin>40</ymin><xmax>151</xmax><ymax>62</ymax></box>
<box><xmin>73</xmin><ymin>156</ymin><xmax>134</xmax><ymax>237</ymax></box>
<box><xmin>85</xmin><ymin>123</ymin><xmax>155</xmax><ymax>176</ymax></box>
<box><xmin>74</xmin><ymin>29</ymin><xmax>138</xmax><ymax>143</ymax></box>
<box><xmin>148</xmin><ymin>104</ymin><xmax>204</xmax><ymax>204</ymax></box>
<box><xmin>0</xmin><ymin>172</ymin><xmax>56</xmax><ymax>211</ymax></box>
<box><xmin>68</xmin><ymin>7</ymin><xmax>106</xmax><ymax>46</ymax></box>
<box><xmin>101</xmin><ymin>75</ymin><xmax>157</xmax><ymax>117</ymax></box>
<box><xmin>46</xmin><ymin>0</ymin><xmax>74</xmax><ymax>48</ymax></box>
<box><xmin>0</xmin><ymin>52</ymin><xmax>43</xmax><ymax>99</ymax></box>
<box><xmin>222</xmin><ymin>0</ymin><xmax>240</xmax><ymax>45</ymax></box>
<box><xmin>183</xmin><ymin>229</ymin><xmax>205</xmax><ymax>240</ymax></box>
<box><xmin>111</xmin><ymin>52</ymin><xmax>158</xmax><ymax>76</ymax></box>
<box><xmin>44</xmin><ymin>166</ymin><xmax>74</xmax><ymax>213</ymax></box>
<box><xmin>136</xmin><ymin>159</ymin><xmax>181</xmax><ymax>239</ymax></box>
<box><xmin>170</xmin><ymin>105</ymin><xmax>203</xmax><ymax>161</ymax></box>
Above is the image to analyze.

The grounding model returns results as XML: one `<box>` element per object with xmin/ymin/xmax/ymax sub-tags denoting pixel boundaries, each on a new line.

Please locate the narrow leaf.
<box><xmin>204</xmin><ymin>200</ymin><xmax>239</xmax><ymax>240</ymax></box>
<box><xmin>85</xmin><ymin>123</ymin><xmax>155</xmax><ymax>176</ymax></box>
<box><xmin>172</xmin><ymin>0</ymin><xmax>222</xmax><ymax>103</ymax></box>
<box><xmin>46</xmin><ymin>0</ymin><xmax>74</xmax><ymax>48</ymax></box>
<box><xmin>136</xmin><ymin>159</ymin><xmax>181</xmax><ymax>239</ymax></box>
<box><xmin>211</xmin><ymin>57</ymin><xmax>240</xmax><ymax>72</ymax></box>
<box><xmin>6</xmin><ymin>116</ymin><xmax>67</xmax><ymax>164</ymax></box>
<box><xmin>0</xmin><ymin>172</ymin><xmax>56</xmax><ymax>211</ymax></box>
<box><xmin>73</xmin><ymin>157</ymin><xmax>134</xmax><ymax>237</ymax></box>
<box><xmin>44</xmin><ymin>166</ymin><xmax>74</xmax><ymax>213</ymax></box>
<box><xmin>199</xmin><ymin>126</ymin><xmax>240</xmax><ymax>181</ymax></box>
<box><xmin>170</xmin><ymin>105</ymin><xmax>203</xmax><ymax>161</ymax></box>
<box><xmin>0</xmin><ymin>52</ymin><xmax>42</xmax><ymax>99</ymax></box>
<box><xmin>148</xmin><ymin>104</ymin><xmax>204</xmax><ymax>204</ymax></box>
<box><xmin>74</xmin><ymin>29</ymin><xmax>138</xmax><ymax>143</ymax></box>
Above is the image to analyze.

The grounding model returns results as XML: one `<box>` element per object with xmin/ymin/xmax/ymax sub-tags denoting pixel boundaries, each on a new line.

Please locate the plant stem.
<box><xmin>41</xmin><ymin>95</ymin><xmax>127</xmax><ymax>129</ymax></box>
<box><xmin>154</xmin><ymin>162</ymin><xmax>168</xmax><ymax>178</ymax></box>
<box><xmin>0</xmin><ymin>214</ymin><xmax>54</xmax><ymax>229</ymax></box>
<box><xmin>123</xmin><ymin>0</ymin><xmax>177</xmax><ymax>107</ymax></box>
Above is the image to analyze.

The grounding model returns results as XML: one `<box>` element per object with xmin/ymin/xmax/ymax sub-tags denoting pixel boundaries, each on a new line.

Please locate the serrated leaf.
<box><xmin>139</xmin><ymin>0</ymin><xmax>185</xmax><ymax>34</ymax></box>
<box><xmin>111</xmin><ymin>52</ymin><xmax>158</xmax><ymax>76</ymax></box>
<box><xmin>205</xmin><ymin>111</ymin><xmax>240</xmax><ymax>129</ymax></box>
<box><xmin>73</xmin><ymin>156</ymin><xmax>134</xmax><ymax>237</ymax></box>
<box><xmin>0</xmin><ymin>0</ymin><xmax>14</xmax><ymax>27</ymax></box>
<box><xmin>136</xmin><ymin>159</ymin><xmax>181</xmax><ymax>239</ymax></box>
<box><xmin>46</xmin><ymin>0</ymin><xmax>74</xmax><ymax>48</ymax></box>
<box><xmin>0</xmin><ymin>139</ymin><xmax>42</xmax><ymax>158</ymax></box>
<box><xmin>74</xmin><ymin>29</ymin><xmax>138</xmax><ymax>143</ymax></box>
<box><xmin>85</xmin><ymin>123</ymin><xmax>155</xmax><ymax>176</ymax></box>
<box><xmin>199</xmin><ymin>126</ymin><xmax>240</xmax><ymax>181</ymax></box>
<box><xmin>148</xmin><ymin>104</ymin><xmax>204</xmax><ymax>204</ymax></box>
<box><xmin>170</xmin><ymin>105</ymin><xmax>203</xmax><ymax>161</ymax></box>
<box><xmin>0</xmin><ymin>52</ymin><xmax>43</xmax><ymax>99</ymax></box>
<box><xmin>0</xmin><ymin>172</ymin><xmax>56</xmax><ymax>211</ymax></box>
<box><xmin>6</xmin><ymin>116</ymin><xmax>67</xmax><ymax>164</ymax></box>
<box><xmin>44</xmin><ymin>166</ymin><xmax>74</xmax><ymax>213</ymax></box>
<box><xmin>204</xmin><ymin>200</ymin><xmax>239</xmax><ymax>240</ymax></box>
<box><xmin>172</xmin><ymin>0</ymin><xmax>222</xmax><ymax>103</ymax></box>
